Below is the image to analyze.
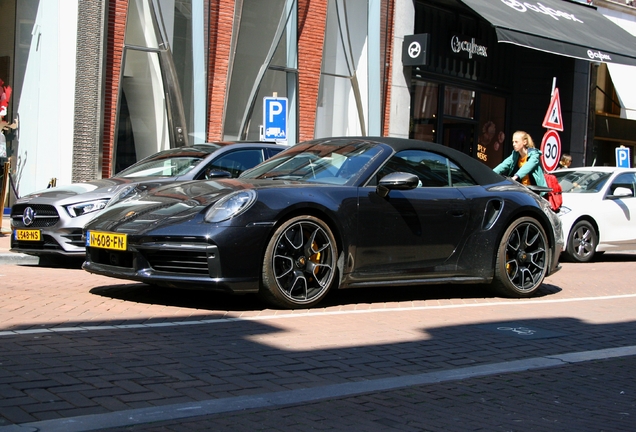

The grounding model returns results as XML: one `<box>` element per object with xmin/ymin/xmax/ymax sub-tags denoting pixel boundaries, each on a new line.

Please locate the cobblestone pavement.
<box><xmin>101</xmin><ymin>356</ymin><xmax>636</xmax><ymax>432</ymax></box>
<box><xmin>1</xmin><ymin>227</ymin><xmax>636</xmax><ymax>431</ymax></box>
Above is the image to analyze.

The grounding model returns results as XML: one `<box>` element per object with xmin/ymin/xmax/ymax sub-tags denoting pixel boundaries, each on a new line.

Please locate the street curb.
<box><xmin>0</xmin><ymin>252</ymin><xmax>39</xmax><ymax>265</ymax></box>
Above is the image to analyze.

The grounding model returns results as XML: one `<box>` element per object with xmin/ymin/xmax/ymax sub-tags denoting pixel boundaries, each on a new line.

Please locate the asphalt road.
<box><xmin>1</xmin><ymin>242</ymin><xmax>635</xmax><ymax>431</ymax></box>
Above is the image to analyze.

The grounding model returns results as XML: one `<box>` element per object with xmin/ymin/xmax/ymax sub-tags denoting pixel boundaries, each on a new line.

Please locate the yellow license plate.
<box><xmin>86</xmin><ymin>230</ymin><xmax>127</xmax><ymax>251</ymax></box>
<box><xmin>14</xmin><ymin>229</ymin><xmax>41</xmax><ymax>241</ymax></box>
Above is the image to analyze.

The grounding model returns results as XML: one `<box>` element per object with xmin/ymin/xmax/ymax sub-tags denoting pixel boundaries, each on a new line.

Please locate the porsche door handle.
<box><xmin>448</xmin><ymin>210</ymin><xmax>466</xmax><ymax>217</ymax></box>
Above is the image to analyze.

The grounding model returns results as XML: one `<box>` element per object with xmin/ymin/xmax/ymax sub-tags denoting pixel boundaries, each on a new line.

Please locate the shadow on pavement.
<box><xmin>36</xmin><ymin>255</ymin><xmax>85</xmax><ymax>269</ymax></box>
<box><xmin>89</xmin><ymin>280</ymin><xmax>562</xmax><ymax>312</ymax></box>
<box><xmin>0</xmin><ymin>312</ymin><xmax>634</xmax><ymax>430</ymax></box>
<box><xmin>593</xmin><ymin>252</ymin><xmax>636</xmax><ymax>262</ymax></box>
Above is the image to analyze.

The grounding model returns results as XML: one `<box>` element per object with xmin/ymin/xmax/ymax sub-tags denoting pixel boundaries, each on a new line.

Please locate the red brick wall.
<box><xmin>207</xmin><ymin>0</ymin><xmax>235</xmax><ymax>141</ymax></box>
<box><xmin>102</xmin><ymin>0</ymin><xmax>127</xmax><ymax>178</ymax></box>
<box><xmin>381</xmin><ymin>0</ymin><xmax>395</xmax><ymax>137</ymax></box>
<box><xmin>297</xmin><ymin>0</ymin><xmax>327</xmax><ymax>142</ymax></box>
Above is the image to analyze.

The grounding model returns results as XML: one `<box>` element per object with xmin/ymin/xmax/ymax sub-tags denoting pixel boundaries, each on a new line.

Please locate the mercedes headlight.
<box><xmin>105</xmin><ymin>185</ymin><xmax>151</xmax><ymax>209</ymax></box>
<box><xmin>65</xmin><ymin>199</ymin><xmax>109</xmax><ymax>217</ymax></box>
<box><xmin>204</xmin><ymin>190</ymin><xmax>256</xmax><ymax>223</ymax></box>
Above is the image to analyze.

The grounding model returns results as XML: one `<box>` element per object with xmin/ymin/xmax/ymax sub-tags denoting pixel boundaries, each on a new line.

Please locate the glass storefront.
<box><xmin>410</xmin><ymin>0</ymin><xmax>512</xmax><ymax>167</ymax></box>
<box><xmin>410</xmin><ymin>79</ymin><xmax>506</xmax><ymax>166</ymax></box>
<box><xmin>224</xmin><ymin>0</ymin><xmax>297</xmax><ymax>143</ymax></box>
<box><xmin>315</xmin><ymin>0</ymin><xmax>382</xmax><ymax>138</ymax></box>
<box><xmin>477</xmin><ymin>93</ymin><xmax>506</xmax><ymax>169</ymax></box>
<box><xmin>115</xmin><ymin>0</ymin><xmax>207</xmax><ymax>173</ymax></box>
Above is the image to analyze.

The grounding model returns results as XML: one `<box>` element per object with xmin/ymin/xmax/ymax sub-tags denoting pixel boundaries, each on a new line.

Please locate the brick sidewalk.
<box><xmin>99</xmin><ymin>356</ymin><xmax>636</xmax><ymax>432</ymax></box>
<box><xmin>1</xmin><ymin>256</ymin><xmax>636</xmax><ymax>431</ymax></box>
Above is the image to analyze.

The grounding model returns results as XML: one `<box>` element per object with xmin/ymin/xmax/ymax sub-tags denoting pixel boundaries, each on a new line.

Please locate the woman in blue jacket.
<box><xmin>493</xmin><ymin>131</ymin><xmax>547</xmax><ymax>188</ymax></box>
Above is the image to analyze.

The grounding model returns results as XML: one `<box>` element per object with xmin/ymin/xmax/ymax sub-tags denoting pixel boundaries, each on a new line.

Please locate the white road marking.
<box><xmin>0</xmin><ymin>345</ymin><xmax>634</xmax><ymax>432</ymax></box>
<box><xmin>2</xmin><ymin>293</ymin><xmax>636</xmax><ymax>337</ymax></box>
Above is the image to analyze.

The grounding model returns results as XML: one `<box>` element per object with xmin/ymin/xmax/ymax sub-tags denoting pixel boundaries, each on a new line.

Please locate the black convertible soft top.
<box><xmin>312</xmin><ymin>136</ymin><xmax>505</xmax><ymax>186</ymax></box>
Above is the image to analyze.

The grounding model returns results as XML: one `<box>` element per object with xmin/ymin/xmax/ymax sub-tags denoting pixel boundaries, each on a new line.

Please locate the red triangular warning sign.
<box><xmin>542</xmin><ymin>88</ymin><xmax>564</xmax><ymax>131</ymax></box>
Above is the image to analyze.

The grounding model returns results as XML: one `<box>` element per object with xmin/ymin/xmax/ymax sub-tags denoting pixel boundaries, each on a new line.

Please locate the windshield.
<box><xmin>553</xmin><ymin>170</ymin><xmax>611</xmax><ymax>193</ymax></box>
<box><xmin>240</xmin><ymin>140</ymin><xmax>383</xmax><ymax>185</ymax></box>
<box><xmin>114</xmin><ymin>145</ymin><xmax>219</xmax><ymax>178</ymax></box>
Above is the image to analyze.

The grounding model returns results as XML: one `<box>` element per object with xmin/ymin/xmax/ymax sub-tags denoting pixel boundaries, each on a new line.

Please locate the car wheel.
<box><xmin>565</xmin><ymin>220</ymin><xmax>598</xmax><ymax>263</ymax></box>
<box><xmin>491</xmin><ymin>216</ymin><xmax>549</xmax><ymax>297</ymax></box>
<box><xmin>260</xmin><ymin>215</ymin><xmax>338</xmax><ymax>308</ymax></box>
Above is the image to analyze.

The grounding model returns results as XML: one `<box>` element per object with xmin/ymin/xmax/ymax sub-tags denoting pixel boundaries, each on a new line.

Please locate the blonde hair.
<box><xmin>514</xmin><ymin>131</ymin><xmax>535</xmax><ymax>149</ymax></box>
<box><xmin>559</xmin><ymin>153</ymin><xmax>572</xmax><ymax>167</ymax></box>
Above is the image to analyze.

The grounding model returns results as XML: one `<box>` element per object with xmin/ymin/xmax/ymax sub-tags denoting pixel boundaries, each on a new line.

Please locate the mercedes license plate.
<box><xmin>14</xmin><ymin>229</ymin><xmax>41</xmax><ymax>241</ymax></box>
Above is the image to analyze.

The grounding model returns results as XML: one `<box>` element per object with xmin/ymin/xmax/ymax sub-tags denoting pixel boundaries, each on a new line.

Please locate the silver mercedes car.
<box><xmin>10</xmin><ymin>142</ymin><xmax>284</xmax><ymax>257</ymax></box>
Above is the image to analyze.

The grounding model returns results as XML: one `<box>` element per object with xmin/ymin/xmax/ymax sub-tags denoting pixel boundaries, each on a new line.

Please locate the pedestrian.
<box><xmin>557</xmin><ymin>153</ymin><xmax>572</xmax><ymax>169</ymax></box>
<box><xmin>1</xmin><ymin>78</ymin><xmax>17</xmax><ymax>159</ymax></box>
<box><xmin>493</xmin><ymin>130</ymin><xmax>547</xmax><ymax>188</ymax></box>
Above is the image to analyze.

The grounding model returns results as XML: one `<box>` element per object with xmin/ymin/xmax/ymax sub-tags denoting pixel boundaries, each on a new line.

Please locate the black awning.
<box><xmin>459</xmin><ymin>0</ymin><xmax>636</xmax><ymax>66</ymax></box>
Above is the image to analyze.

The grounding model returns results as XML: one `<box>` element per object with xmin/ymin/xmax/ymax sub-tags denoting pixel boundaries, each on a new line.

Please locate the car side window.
<box><xmin>609</xmin><ymin>173</ymin><xmax>636</xmax><ymax>197</ymax></box>
<box><xmin>199</xmin><ymin>149</ymin><xmax>265</xmax><ymax>179</ymax></box>
<box><xmin>373</xmin><ymin>150</ymin><xmax>476</xmax><ymax>187</ymax></box>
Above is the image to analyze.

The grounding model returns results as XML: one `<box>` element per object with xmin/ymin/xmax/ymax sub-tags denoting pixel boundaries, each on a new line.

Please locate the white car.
<box><xmin>553</xmin><ymin>166</ymin><xmax>636</xmax><ymax>262</ymax></box>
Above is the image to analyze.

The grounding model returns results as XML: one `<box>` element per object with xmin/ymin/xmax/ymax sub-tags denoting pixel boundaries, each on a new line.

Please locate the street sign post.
<box><xmin>263</xmin><ymin>97</ymin><xmax>288</xmax><ymax>144</ymax></box>
<box><xmin>541</xmin><ymin>80</ymin><xmax>563</xmax><ymax>172</ymax></box>
<box><xmin>616</xmin><ymin>146</ymin><xmax>631</xmax><ymax>168</ymax></box>
<box><xmin>542</xmin><ymin>88</ymin><xmax>564</xmax><ymax>132</ymax></box>
<box><xmin>540</xmin><ymin>130</ymin><xmax>561</xmax><ymax>172</ymax></box>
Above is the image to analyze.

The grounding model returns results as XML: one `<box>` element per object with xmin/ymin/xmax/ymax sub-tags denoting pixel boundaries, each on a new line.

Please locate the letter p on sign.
<box><xmin>269</xmin><ymin>101</ymin><xmax>283</xmax><ymax>123</ymax></box>
<box><xmin>616</xmin><ymin>147</ymin><xmax>631</xmax><ymax>168</ymax></box>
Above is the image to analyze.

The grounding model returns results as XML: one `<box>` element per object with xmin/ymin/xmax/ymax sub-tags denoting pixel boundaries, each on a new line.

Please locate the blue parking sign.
<box><xmin>263</xmin><ymin>97</ymin><xmax>288</xmax><ymax>142</ymax></box>
<box><xmin>616</xmin><ymin>147</ymin><xmax>631</xmax><ymax>168</ymax></box>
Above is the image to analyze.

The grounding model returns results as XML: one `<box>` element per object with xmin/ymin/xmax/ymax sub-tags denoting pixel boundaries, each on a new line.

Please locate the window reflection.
<box><xmin>411</xmin><ymin>81</ymin><xmax>438</xmax><ymax>142</ymax></box>
<box><xmin>444</xmin><ymin>86</ymin><xmax>474</xmax><ymax>119</ymax></box>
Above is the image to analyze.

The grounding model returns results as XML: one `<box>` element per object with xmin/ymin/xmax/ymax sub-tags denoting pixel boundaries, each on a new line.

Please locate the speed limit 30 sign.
<box><xmin>540</xmin><ymin>130</ymin><xmax>561</xmax><ymax>172</ymax></box>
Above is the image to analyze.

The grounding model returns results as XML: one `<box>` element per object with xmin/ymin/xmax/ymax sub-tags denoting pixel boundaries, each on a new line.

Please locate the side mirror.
<box><xmin>205</xmin><ymin>169</ymin><xmax>232</xmax><ymax>179</ymax></box>
<box><xmin>609</xmin><ymin>186</ymin><xmax>633</xmax><ymax>199</ymax></box>
<box><xmin>376</xmin><ymin>172</ymin><xmax>419</xmax><ymax>198</ymax></box>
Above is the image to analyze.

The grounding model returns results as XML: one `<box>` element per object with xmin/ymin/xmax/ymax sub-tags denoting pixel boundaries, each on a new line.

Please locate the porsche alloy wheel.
<box><xmin>260</xmin><ymin>216</ymin><xmax>338</xmax><ymax>308</ymax></box>
<box><xmin>492</xmin><ymin>217</ymin><xmax>548</xmax><ymax>297</ymax></box>
<box><xmin>565</xmin><ymin>220</ymin><xmax>598</xmax><ymax>263</ymax></box>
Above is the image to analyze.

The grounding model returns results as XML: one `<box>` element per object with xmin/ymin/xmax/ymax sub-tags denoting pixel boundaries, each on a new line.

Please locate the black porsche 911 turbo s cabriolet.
<box><xmin>82</xmin><ymin>137</ymin><xmax>564</xmax><ymax>308</ymax></box>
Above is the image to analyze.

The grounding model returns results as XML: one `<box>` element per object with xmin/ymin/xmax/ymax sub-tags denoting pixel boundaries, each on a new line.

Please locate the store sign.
<box><xmin>450</xmin><ymin>35</ymin><xmax>488</xmax><ymax>59</ymax></box>
<box><xmin>587</xmin><ymin>50</ymin><xmax>612</xmax><ymax>62</ymax></box>
<box><xmin>402</xmin><ymin>34</ymin><xmax>429</xmax><ymax>66</ymax></box>
<box><xmin>500</xmin><ymin>0</ymin><xmax>584</xmax><ymax>23</ymax></box>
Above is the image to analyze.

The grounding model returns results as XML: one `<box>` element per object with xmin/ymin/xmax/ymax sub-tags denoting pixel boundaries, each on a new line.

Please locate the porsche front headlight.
<box><xmin>65</xmin><ymin>199</ymin><xmax>109</xmax><ymax>217</ymax></box>
<box><xmin>204</xmin><ymin>190</ymin><xmax>257</xmax><ymax>223</ymax></box>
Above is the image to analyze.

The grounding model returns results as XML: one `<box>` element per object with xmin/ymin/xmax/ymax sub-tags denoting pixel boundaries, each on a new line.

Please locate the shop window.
<box><xmin>316</xmin><ymin>0</ymin><xmax>380</xmax><ymax>138</ymax></box>
<box><xmin>224</xmin><ymin>0</ymin><xmax>297</xmax><ymax>143</ymax></box>
<box><xmin>115</xmin><ymin>0</ymin><xmax>205</xmax><ymax>172</ymax></box>
<box><xmin>444</xmin><ymin>86</ymin><xmax>474</xmax><ymax>119</ymax></box>
<box><xmin>411</xmin><ymin>81</ymin><xmax>438</xmax><ymax>142</ymax></box>
<box><xmin>410</xmin><ymin>80</ymin><xmax>507</xmax><ymax>166</ymax></box>
<box><xmin>118</xmin><ymin>49</ymin><xmax>170</xmax><ymax>163</ymax></box>
<box><xmin>477</xmin><ymin>93</ymin><xmax>506</xmax><ymax>168</ymax></box>
<box><xmin>443</xmin><ymin>120</ymin><xmax>474</xmax><ymax>156</ymax></box>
